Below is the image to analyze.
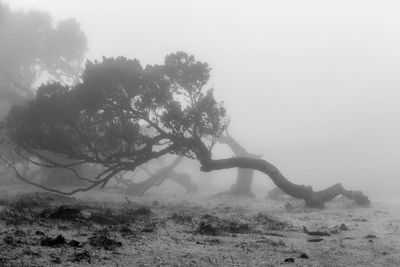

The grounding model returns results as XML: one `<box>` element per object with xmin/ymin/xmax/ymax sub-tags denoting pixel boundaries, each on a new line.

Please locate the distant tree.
<box><xmin>0</xmin><ymin>4</ymin><xmax>87</xmax><ymax>183</ymax></box>
<box><xmin>1</xmin><ymin>51</ymin><xmax>370</xmax><ymax>208</ymax></box>
<box><xmin>114</xmin><ymin>156</ymin><xmax>198</xmax><ymax>196</ymax></box>
<box><xmin>217</xmin><ymin>131</ymin><xmax>260</xmax><ymax>197</ymax></box>
<box><xmin>0</xmin><ymin>4</ymin><xmax>87</xmax><ymax>107</ymax></box>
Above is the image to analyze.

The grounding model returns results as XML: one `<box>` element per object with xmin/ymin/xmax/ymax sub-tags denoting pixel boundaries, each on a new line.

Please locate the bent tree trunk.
<box><xmin>200</xmin><ymin>157</ymin><xmax>370</xmax><ymax>208</ymax></box>
<box><xmin>219</xmin><ymin>133</ymin><xmax>259</xmax><ymax>197</ymax></box>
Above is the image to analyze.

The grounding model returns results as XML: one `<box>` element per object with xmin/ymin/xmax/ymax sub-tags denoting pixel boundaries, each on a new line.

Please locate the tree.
<box><xmin>1</xmin><ymin>52</ymin><xmax>370</xmax><ymax>208</ymax></box>
<box><xmin>0</xmin><ymin>4</ymin><xmax>87</xmax><ymax>106</ymax></box>
<box><xmin>0</xmin><ymin>4</ymin><xmax>87</xmax><ymax>183</ymax></box>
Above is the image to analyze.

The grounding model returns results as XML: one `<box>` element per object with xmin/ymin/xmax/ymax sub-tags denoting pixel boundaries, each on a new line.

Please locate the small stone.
<box><xmin>299</xmin><ymin>252</ymin><xmax>309</xmax><ymax>259</ymax></box>
<box><xmin>284</xmin><ymin>257</ymin><xmax>295</xmax><ymax>263</ymax></box>
<box><xmin>35</xmin><ymin>230</ymin><xmax>45</xmax><ymax>236</ymax></box>
<box><xmin>51</xmin><ymin>256</ymin><xmax>61</xmax><ymax>264</ymax></box>
<box><xmin>307</xmin><ymin>238</ymin><xmax>324</xmax><ymax>242</ymax></box>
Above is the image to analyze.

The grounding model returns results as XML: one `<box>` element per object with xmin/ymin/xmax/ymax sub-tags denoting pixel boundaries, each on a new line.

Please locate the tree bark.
<box><xmin>200</xmin><ymin>157</ymin><xmax>370</xmax><ymax>208</ymax></box>
<box><xmin>218</xmin><ymin>133</ymin><xmax>259</xmax><ymax>197</ymax></box>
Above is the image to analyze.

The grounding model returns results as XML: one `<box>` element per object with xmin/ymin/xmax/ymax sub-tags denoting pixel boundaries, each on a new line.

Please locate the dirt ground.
<box><xmin>0</xmin><ymin>186</ymin><xmax>400</xmax><ymax>267</ymax></box>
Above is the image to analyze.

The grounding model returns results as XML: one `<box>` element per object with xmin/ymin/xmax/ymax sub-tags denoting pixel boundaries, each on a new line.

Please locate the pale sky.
<box><xmin>3</xmin><ymin>0</ymin><xmax>400</xmax><ymax>196</ymax></box>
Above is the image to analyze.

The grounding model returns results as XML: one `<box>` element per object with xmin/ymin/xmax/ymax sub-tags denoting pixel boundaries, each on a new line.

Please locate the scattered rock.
<box><xmin>35</xmin><ymin>230</ymin><xmax>45</xmax><ymax>236</ymax></box>
<box><xmin>255</xmin><ymin>238</ymin><xmax>286</xmax><ymax>247</ymax></box>
<box><xmin>351</xmin><ymin>218</ymin><xmax>367</xmax><ymax>222</ymax></box>
<box><xmin>68</xmin><ymin>240</ymin><xmax>81</xmax><ymax>247</ymax></box>
<box><xmin>303</xmin><ymin>226</ymin><xmax>330</xmax><ymax>236</ymax></box>
<box><xmin>299</xmin><ymin>252</ymin><xmax>309</xmax><ymax>259</ymax></box>
<box><xmin>307</xmin><ymin>238</ymin><xmax>324</xmax><ymax>242</ymax></box>
<box><xmin>40</xmin><ymin>235</ymin><xmax>66</xmax><ymax>247</ymax></box>
<box><xmin>141</xmin><ymin>224</ymin><xmax>156</xmax><ymax>233</ymax></box>
<box><xmin>284</xmin><ymin>257</ymin><xmax>295</xmax><ymax>263</ymax></box>
<box><xmin>71</xmin><ymin>249</ymin><xmax>91</xmax><ymax>263</ymax></box>
<box><xmin>364</xmin><ymin>234</ymin><xmax>377</xmax><ymax>239</ymax></box>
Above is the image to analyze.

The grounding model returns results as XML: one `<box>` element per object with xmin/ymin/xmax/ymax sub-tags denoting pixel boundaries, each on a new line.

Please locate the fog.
<box><xmin>3</xmin><ymin>0</ymin><xmax>400</xmax><ymax>197</ymax></box>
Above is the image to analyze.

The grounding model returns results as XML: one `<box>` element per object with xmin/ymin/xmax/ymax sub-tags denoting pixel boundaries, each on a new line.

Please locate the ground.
<box><xmin>0</xmin><ymin>185</ymin><xmax>400</xmax><ymax>266</ymax></box>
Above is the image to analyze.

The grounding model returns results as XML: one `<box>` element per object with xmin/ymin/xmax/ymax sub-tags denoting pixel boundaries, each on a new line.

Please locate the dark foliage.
<box><xmin>3</xmin><ymin>51</ymin><xmax>227</xmax><ymax>193</ymax></box>
<box><xmin>1</xmin><ymin>47</ymin><xmax>370</xmax><ymax>207</ymax></box>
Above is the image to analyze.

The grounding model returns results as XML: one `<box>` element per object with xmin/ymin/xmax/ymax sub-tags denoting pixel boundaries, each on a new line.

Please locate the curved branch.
<box><xmin>200</xmin><ymin>157</ymin><xmax>370</xmax><ymax>208</ymax></box>
<box><xmin>0</xmin><ymin>154</ymin><xmax>123</xmax><ymax>195</ymax></box>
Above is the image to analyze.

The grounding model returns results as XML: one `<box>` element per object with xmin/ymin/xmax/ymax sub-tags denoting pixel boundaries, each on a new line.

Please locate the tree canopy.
<box><xmin>2</xmin><ymin>51</ymin><xmax>370</xmax><ymax>208</ymax></box>
<box><xmin>3</xmin><ymin>52</ymin><xmax>228</xmax><ymax>193</ymax></box>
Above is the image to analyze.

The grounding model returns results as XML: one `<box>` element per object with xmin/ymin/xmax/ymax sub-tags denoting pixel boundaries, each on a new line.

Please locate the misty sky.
<box><xmin>3</xmin><ymin>0</ymin><xmax>400</xmax><ymax>196</ymax></box>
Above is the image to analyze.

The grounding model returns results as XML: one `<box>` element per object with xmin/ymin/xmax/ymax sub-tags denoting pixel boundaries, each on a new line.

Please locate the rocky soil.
<box><xmin>0</xmin><ymin>187</ymin><xmax>399</xmax><ymax>266</ymax></box>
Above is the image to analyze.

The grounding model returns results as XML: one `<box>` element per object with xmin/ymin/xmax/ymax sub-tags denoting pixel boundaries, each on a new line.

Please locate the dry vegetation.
<box><xmin>0</xmin><ymin>186</ymin><xmax>399</xmax><ymax>266</ymax></box>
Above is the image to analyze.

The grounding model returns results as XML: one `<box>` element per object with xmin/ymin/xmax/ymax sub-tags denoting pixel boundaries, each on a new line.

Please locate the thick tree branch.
<box><xmin>200</xmin><ymin>157</ymin><xmax>370</xmax><ymax>208</ymax></box>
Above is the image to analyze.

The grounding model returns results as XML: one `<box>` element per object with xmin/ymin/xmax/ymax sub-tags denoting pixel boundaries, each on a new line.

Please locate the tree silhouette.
<box><xmin>1</xmin><ymin>51</ymin><xmax>370</xmax><ymax>208</ymax></box>
<box><xmin>0</xmin><ymin>4</ymin><xmax>87</xmax><ymax>183</ymax></box>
